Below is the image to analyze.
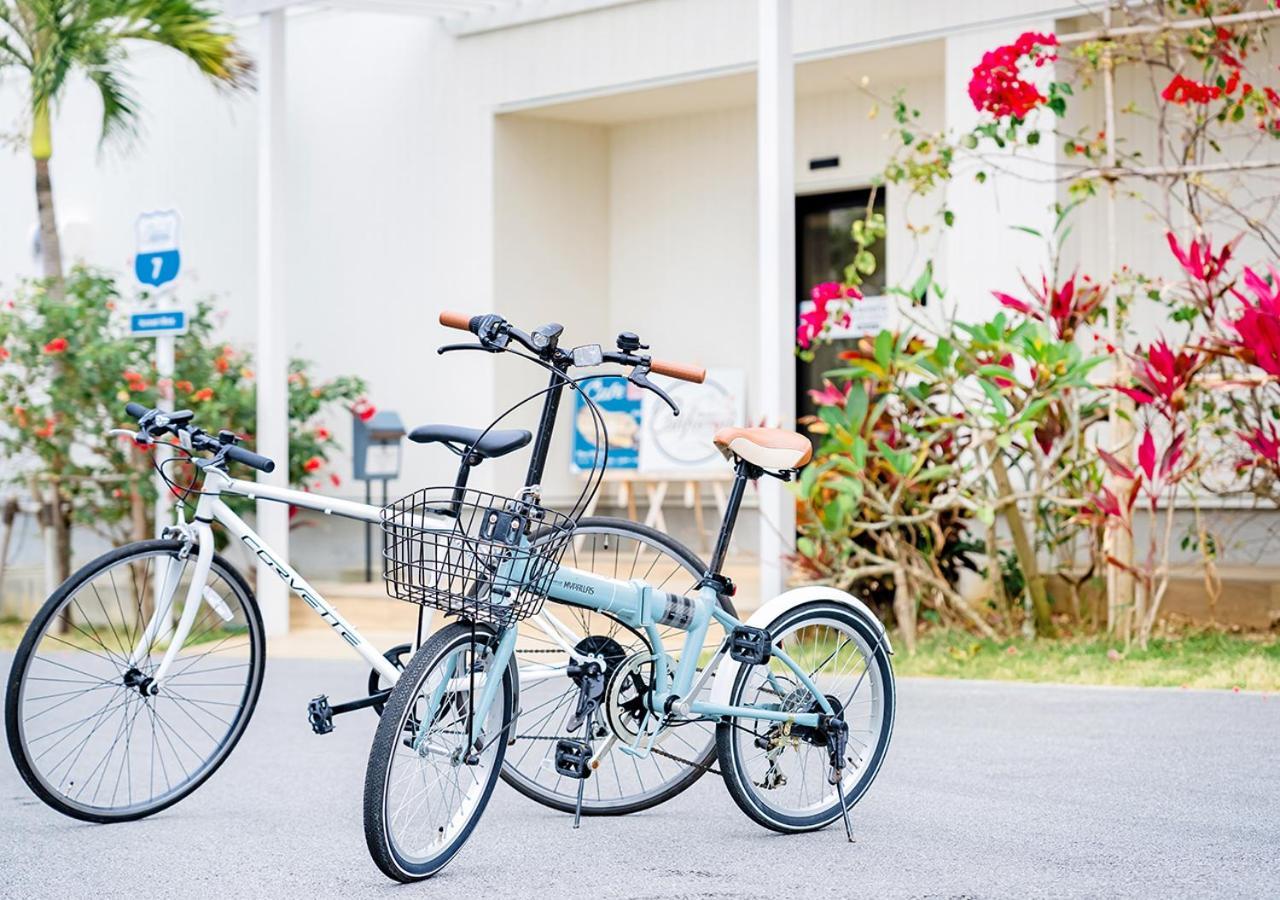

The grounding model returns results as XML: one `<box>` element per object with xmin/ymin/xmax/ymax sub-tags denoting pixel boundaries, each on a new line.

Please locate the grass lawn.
<box><xmin>897</xmin><ymin>628</ymin><xmax>1280</xmax><ymax>692</ymax></box>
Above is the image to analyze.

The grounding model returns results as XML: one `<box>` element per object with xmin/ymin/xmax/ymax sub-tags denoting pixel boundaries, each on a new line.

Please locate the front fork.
<box><xmin>126</xmin><ymin>520</ymin><xmax>216</xmax><ymax>689</ymax></box>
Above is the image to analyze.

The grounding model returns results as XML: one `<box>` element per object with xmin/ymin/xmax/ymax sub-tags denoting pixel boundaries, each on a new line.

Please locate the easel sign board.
<box><xmin>571</xmin><ymin>376</ymin><xmax>642</xmax><ymax>471</ymax></box>
<box><xmin>639</xmin><ymin>368</ymin><xmax>746</xmax><ymax>473</ymax></box>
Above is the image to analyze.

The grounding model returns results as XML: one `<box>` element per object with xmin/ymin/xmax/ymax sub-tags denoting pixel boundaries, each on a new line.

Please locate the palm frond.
<box><xmin>86</xmin><ymin>59</ymin><xmax>138</xmax><ymax>146</ymax></box>
<box><xmin>103</xmin><ymin>0</ymin><xmax>253</xmax><ymax>90</ymax></box>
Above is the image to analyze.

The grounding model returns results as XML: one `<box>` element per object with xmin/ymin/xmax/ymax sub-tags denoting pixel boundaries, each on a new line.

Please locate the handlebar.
<box><xmin>122</xmin><ymin>404</ymin><xmax>276</xmax><ymax>474</ymax></box>
<box><xmin>437</xmin><ymin>310</ymin><xmax>705</xmax><ymax>384</ymax></box>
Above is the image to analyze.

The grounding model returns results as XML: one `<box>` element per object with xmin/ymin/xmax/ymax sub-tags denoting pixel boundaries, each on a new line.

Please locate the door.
<box><xmin>794</xmin><ymin>188</ymin><xmax>887</xmax><ymax>426</ymax></box>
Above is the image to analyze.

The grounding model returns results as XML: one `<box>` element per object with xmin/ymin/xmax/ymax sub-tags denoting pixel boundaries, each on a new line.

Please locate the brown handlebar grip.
<box><xmin>650</xmin><ymin>359</ymin><xmax>706</xmax><ymax>383</ymax></box>
<box><xmin>439</xmin><ymin>310</ymin><xmax>474</xmax><ymax>331</ymax></box>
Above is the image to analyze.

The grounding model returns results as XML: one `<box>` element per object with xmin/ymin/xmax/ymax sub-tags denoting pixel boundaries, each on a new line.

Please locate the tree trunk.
<box><xmin>989</xmin><ymin>456</ymin><xmax>1057</xmax><ymax>638</ymax></box>
<box><xmin>32</xmin><ymin>101</ymin><xmax>64</xmax><ymax>282</ymax></box>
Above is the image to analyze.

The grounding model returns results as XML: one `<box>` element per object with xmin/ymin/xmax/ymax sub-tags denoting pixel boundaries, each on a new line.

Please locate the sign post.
<box><xmin>131</xmin><ymin>211</ymin><xmax>186</xmax><ymax>539</ymax></box>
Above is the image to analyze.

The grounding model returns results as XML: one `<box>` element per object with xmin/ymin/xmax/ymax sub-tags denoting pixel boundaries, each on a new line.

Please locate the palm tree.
<box><xmin>0</xmin><ymin>0</ymin><xmax>252</xmax><ymax>280</ymax></box>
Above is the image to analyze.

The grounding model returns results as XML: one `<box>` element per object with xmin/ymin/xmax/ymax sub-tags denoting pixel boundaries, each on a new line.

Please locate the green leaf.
<box><xmin>874</xmin><ymin>330</ymin><xmax>894</xmax><ymax>369</ymax></box>
<box><xmin>845</xmin><ymin>382</ymin><xmax>868</xmax><ymax>432</ymax></box>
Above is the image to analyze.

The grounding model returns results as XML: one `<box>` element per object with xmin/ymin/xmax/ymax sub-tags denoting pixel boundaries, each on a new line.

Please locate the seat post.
<box><xmin>707</xmin><ymin>459</ymin><xmax>762</xmax><ymax>577</ymax></box>
<box><xmin>448</xmin><ymin>450</ymin><xmax>483</xmax><ymax>517</ymax></box>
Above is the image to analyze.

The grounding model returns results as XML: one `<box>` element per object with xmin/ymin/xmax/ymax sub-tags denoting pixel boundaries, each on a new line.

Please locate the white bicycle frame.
<box><xmin>126</xmin><ymin>463</ymin><xmax>618</xmax><ymax>692</ymax></box>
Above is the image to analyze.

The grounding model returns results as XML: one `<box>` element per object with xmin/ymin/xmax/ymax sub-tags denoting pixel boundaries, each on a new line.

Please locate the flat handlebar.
<box><xmin>123</xmin><ymin>403</ymin><xmax>276</xmax><ymax>473</ymax></box>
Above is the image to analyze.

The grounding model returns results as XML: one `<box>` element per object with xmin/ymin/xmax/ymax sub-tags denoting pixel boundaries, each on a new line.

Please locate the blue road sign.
<box><xmin>129</xmin><ymin>310</ymin><xmax>188</xmax><ymax>336</ymax></box>
<box><xmin>134</xmin><ymin>210</ymin><xmax>181</xmax><ymax>288</ymax></box>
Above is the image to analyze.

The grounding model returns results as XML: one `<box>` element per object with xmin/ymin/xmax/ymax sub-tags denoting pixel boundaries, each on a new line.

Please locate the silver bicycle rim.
<box><xmin>383</xmin><ymin>635</ymin><xmax>506</xmax><ymax>865</ymax></box>
<box><xmin>730</xmin><ymin>614</ymin><xmax>887</xmax><ymax>820</ymax></box>
<box><xmin>504</xmin><ymin>523</ymin><xmax>721</xmax><ymax>811</ymax></box>
<box><xmin>14</xmin><ymin>549</ymin><xmax>260</xmax><ymax>818</ymax></box>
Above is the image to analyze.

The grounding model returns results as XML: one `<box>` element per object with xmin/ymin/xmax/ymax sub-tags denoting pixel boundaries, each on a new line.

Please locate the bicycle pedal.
<box><xmin>729</xmin><ymin>625</ymin><xmax>772</xmax><ymax>665</ymax></box>
<box><xmin>307</xmin><ymin>695</ymin><xmax>334</xmax><ymax>735</ymax></box>
<box><xmin>553</xmin><ymin>739</ymin><xmax>592</xmax><ymax>779</ymax></box>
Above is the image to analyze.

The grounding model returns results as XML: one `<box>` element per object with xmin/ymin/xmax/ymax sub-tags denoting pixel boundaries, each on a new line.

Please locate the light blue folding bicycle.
<box><xmin>363</xmin><ymin>311</ymin><xmax>897</xmax><ymax>881</ymax></box>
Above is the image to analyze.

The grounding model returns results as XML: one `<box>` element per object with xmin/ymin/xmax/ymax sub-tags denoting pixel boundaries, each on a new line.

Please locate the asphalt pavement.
<box><xmin>1</xmin><ymin>652</ymin><xmax>1277</xmax><ymax>899</ymax></box>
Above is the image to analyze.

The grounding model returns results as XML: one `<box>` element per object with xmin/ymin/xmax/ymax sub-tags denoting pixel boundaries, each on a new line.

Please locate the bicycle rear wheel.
<box><xmin>501</xmin><ymin>518</ymin><xmax>733</xmax><ymax>816</ymax></box>
<box><xmin>5</xmin><ymin>540</ymin><xmax>265</xmax><ymax>823</ymax></box>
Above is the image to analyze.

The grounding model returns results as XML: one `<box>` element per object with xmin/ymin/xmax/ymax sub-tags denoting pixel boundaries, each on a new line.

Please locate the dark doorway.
<box><xmin>794</xmin><ymin>188</ymin><xmax>886</xmax><ymax>426</ymax></box>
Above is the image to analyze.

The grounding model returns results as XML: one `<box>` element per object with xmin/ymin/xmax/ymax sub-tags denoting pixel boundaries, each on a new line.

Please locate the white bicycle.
<box><xmin>4</xmin><ymin>403</ymin><xmax>727</xmax><ymax>822</ymax></box>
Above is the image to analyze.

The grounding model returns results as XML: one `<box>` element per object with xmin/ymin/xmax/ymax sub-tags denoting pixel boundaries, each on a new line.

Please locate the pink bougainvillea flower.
<box><xmin>796</xmin><ymin>282</ymin><xmax>860</xmax><ymax>349</ymax></box>
<box><xmin>1166</xmin><ymin>231</ymin><xmax>1238</xmax><ymax>286</ymax></box>
<box><xmin>807</xmin><ymin>379</ymin><xmax>852</xmax><ymax>408</ymax></box>
<box><xmin>968</xmin><ymin>32</ymin><xmax>1058</xmax><ymax>120</ymax></box>
<box><xmin>1227</xmin><ymin>265</ymin><xmax>1280</xmax><ymax>377</ymax></box>
<box><xmin>1161</xmin><ymin>73</ymin><xmax>1222</xmax><ymax>105</ymax></box>
<box><xmin>315</xmin><ymin>426</ymin><xmax>332</xmax><ymax>441</ymax></box>
<box><xmin>330</xmin><ymin>473</ymin><xmax>342</xmax><ymax>487</ymax></box>
<box><xmin>42</xmin><ymin>337</ymin><xmax>68</xmax><ymax>355</ymax></box>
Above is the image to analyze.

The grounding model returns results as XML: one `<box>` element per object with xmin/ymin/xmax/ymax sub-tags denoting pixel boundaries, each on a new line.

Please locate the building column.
<box><xmin>757</xmin><ymin>0</ymin><xmax>796</xmax><ymax>603</ymax></box>
<box><xmin>942</xmin><ymin>23</ymin><xmax>1057</xmax><ymax>319</ymax></box>
<box><xmin>256</xmin><ymin>9</ymin><xmax>289</xmax><ymax>636</ymax></box>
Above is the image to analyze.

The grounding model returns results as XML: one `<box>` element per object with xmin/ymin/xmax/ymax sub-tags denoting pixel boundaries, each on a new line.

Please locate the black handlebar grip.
<box><xmin>125</xmin><ymin>402</ymin><xmax>150</xmax><ymax>419</ymax></box>
<box><xmin>225</xmin><ymin>445</ymin><xmax>276</xmax><ymax>474</ymax></box>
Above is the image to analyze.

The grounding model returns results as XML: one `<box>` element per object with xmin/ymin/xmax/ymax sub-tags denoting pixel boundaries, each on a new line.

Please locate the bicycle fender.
<box><xmin>708</xmin><ymin>586</ymin><xmax>894</xmax><ymax>708</ymax></box>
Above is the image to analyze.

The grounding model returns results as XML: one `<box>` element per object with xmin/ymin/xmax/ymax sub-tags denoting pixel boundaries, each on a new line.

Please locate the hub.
<box><xmin>122</xmin><ymin>667</ymin><xmax>157</xmax><ymax>697</ymax></box>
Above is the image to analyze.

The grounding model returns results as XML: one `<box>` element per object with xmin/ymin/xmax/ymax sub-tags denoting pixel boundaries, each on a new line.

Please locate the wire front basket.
<box><xmin>381</xmin><ymin>487</ymin><xmax>576</xmax><ymax>627</ymax></box>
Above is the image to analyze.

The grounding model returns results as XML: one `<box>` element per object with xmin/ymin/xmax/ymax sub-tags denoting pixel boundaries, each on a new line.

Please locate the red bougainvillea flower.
<box><xmin>807</xmin><ymin>380</ymin><xmax>852</xmax><ymax>408</ymax></box>
<box><xmin>175</xmin><ymin>380</ymin><xmax>193</xmax><ymax>393</ymax></box>
<box><xmin>34</xmin><ymin>417</ymin><xmax>56</xmax><ymax>439</ymax></box>
<box><xmin>329</xmin><ymin>473</ymin><xmax>341</xmax><ymax>487</ymax></box>
<box><xmin>12</xmin><ymin>405</ymin><xmax>28</xmax><ymax>428</ymax></box>
<box><xmin>316</xmin><ymin>427</ymin><xmax>332</xmax><ymax>440</ymax></box>
<box><xmin>1227</xmin><ymin>265</ymin><xmax>1280</xmax><ymax>376</ymax></box>
<box><xmin>1166</xmin><ymin>231</ymin><xmax>1238</xmax><ymax>286</ymax></box>
<box><xmin>352</xmin><ymin>399</ymin><xmax>377</xmax><ymax>422</ymax></box>
<box><xmin>42</xmin><ymin>337</ymin><xmax>68</xmax><ymax>354</ymax></box>
<box><xmin>797</xmin><ymin>282</ymin><xmax>861</xmax><ymax>350</ymax></box>
<box><xmin>1116</xmin><ymin>340</ymin><xmax>1202</xmax><ymax>415</ymax></box>
<box><xmin>968</xmin><ymin>32</ymin><xmax>1058</xmax><ymax>119</ymax></box>
<box><xmin>214</xmin><ymin>356</ymin><xmax>230</xmax><ymax>374</ymax></box>
<box><xmin>192</xmin><ymin>387</ymin><xmax>214</xmax><ymax>402</ymax></box>
<box><xmin>0</xmin><ymin>346</ymin><xmax>9</xmax><ymax>361</ymax></box>
<box><xmin>1238</xmin><ymin>423</ymin><xmax>1280</xmax><ymax>467</ymax></box>
<box><xmin>1161</xmin><ymin>74</ymin><xmax>1222</xmax><ymax>105</ymax></box>
<box><xmin>993</xmin><ymin>271</ymin><xmax>1103</xmax><ymax>340</ymax></box>
<box><xmin>123</xmin><ymin>369</ymin><xmax>148</xmax><ymax>392</ymax></box>
<box><xmin>303</xmin><ymin>456</ymin><xmax>322</xmax><ymax>473</ymax></box>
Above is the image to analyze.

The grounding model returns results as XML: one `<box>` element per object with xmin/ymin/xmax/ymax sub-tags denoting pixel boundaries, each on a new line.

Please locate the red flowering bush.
<box><xmin>0</xmin><ymin>268</ymin><xmax>368</xmax><ymax>555</ymax></box>
<box><xmin>1225</xmin><ymin>266</ymin><xmax>1280</xmax><ymax>377</ymax></box>
<box><xmin>968</xmin><ymin>32</ymin><xmax>1058</xmax><ymax>120</ymax></box>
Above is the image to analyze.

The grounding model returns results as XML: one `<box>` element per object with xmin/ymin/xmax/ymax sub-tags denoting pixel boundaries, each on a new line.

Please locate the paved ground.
<box><xmin>1</xmin><ymin>653</ymin><xmax>1277</xmax><ymax>899</ymax></box>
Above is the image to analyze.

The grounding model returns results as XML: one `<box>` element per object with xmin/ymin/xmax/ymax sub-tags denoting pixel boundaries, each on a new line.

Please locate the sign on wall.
<box><xmin>571</xmin><ymin>376</ymin><xmax>643</xmax><ymax>471</ymax></box>
<box><xmin>639</xmin><ymin>368</ymin><xmax>746</xmax><ymax>472</ymax></box>
<box><xmin>570</xmin><ymin>369</ymin><xmax>747</xmax><ymax>474</ymax></box>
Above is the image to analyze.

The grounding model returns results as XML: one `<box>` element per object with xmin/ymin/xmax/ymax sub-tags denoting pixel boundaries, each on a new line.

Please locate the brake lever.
<box><xmin>628</xmin><ymin>364</ymin><xmax>680</xmax><ymax>416</ymax></box>
<box><xmin>438</xmin><ymin>342</ymin><xmax>499</xmax><ymax>355</ymax></box>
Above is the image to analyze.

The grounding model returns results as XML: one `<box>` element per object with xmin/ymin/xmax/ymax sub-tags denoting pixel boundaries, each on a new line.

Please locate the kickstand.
<box><xmin>834</xmin><ymin>771</ymin><xmax>854</xmax><ymax>843</ymax></box>
<box><xmin>572</xmin><ymin>717</ymin><xmax>591</xmax><ymax>830</ymax></box>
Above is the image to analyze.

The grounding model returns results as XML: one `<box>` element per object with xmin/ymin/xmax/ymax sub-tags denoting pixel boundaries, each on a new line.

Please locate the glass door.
<box><xmin>794</xmin><ymin>188</ymin><xmax>887</xmax><ymax>426</ymax></box>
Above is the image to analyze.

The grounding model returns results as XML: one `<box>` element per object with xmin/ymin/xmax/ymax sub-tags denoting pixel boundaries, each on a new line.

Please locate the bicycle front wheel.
<box><xmin>363</xmin><ymin>621</ymin><xmax>516</xmax><ymax>882</ymax></box>
<box><xmin>5</xmin><ymin>539</ymin><xmax>265</xmax><ymax>823</ymax></box>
